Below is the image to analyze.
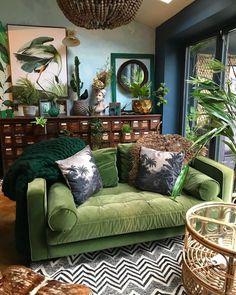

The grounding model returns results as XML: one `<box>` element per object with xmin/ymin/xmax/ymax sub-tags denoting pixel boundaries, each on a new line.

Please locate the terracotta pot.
<box><xmin>132</xmin><ymin>99</ymin><xmax>152</xmax><ymax>114</ymax></box>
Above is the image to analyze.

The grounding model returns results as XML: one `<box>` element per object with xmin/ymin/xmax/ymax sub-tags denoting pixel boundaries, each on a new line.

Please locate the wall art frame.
<box><xmin>7</xmin><ymin>24</ymin><xmax>68</xmax><ymax>96</ymax></box>
<box><xmin>39</xmin><ymin>100</ymin><xmax>51</xmax><ymax>117</ymax></box>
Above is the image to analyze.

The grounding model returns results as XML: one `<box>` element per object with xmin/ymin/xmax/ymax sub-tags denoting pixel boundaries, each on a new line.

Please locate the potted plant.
<box><xmin>13</xmin><ymin>77</ymin><xmax>40</xmax><ymax>116</ymax></box>
<box><xmin>121</xmin><ymin>123</ymin><xmax>133</xmax><ymax>142</ymax></box>
<box><xmin>172</xmin><ymin>59</ymin><xmax>236</xmax><ymax>200</ymax></box>
<box><xmin>189</xmin><ymin>59</ymin><xmax>236</xmax><ymax>157</ymax></box>
<box><xmin>126</xmin><ymin>69</ymin><xmax>152</xmax><ymax>114</ymax></box>
<box><xmin>70</xmin><ymin>56</ymin><xmax>88</xmax><ymax>115</ymax></box>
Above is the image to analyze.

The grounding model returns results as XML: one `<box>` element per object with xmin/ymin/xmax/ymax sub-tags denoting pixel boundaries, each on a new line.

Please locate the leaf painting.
<box><xmin>8</xmin><ymin>25</ymin><xmax>68</xmax><ymax>95</ymax></box>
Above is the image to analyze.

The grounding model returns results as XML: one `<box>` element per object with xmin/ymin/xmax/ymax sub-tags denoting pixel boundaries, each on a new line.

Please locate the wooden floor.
<box><xmin>0</xmin><ymin>190</ymin><xmax>26</xmax><ymax>271</ymax></box>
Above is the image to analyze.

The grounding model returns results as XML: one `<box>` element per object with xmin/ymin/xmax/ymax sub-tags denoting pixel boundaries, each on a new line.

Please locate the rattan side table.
<box><xmin>182</xmin><ymin>202</ymin><xmax>236</xmax><ymax>295</ymax></box>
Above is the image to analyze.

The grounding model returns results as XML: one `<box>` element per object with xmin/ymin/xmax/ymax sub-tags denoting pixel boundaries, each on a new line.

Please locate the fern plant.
<box><xmin>13</xmin><ymin>77</ymin><xmax>40</xmax><ymax>105</ymax></box>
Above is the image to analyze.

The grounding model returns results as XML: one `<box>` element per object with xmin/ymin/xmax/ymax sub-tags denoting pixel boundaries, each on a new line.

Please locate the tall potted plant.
<box><xmin>70</xmin><ymin>56</ymin><xmax>88</xmax><ymax>115</ymax></box>
<box><xmin>189</xmin><ymin>59</ymin><xmax>236</xmax><ymax>157</ymax></box>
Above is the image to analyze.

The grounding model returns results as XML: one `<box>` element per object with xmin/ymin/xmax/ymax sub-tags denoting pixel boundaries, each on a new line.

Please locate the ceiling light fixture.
<box><xmin>160</xmin><ymin>0</ymin><xmax>173</xmax><ymax>3</ymax></box>
<box><xmin>57</xmin><ymin>0</ymin><xmax>143</xmax><ymax>30</ymax></box>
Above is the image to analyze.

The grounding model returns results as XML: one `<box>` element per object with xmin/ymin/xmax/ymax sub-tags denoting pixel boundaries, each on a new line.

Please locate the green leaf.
<box><xmin>2</xmin><ymin>100</ymin><xmax>14</xmax><ymax>107</ymax></box>
<box><xmin>17</xmin><ymin>36</ymin><xmax>54</xmax><ymax>52</ymax></box>
<box><xmin>0</xmin><ymin>62</ymin><xmax>4</xmax><ymax>72</ymax></box>
<box><xmin>223</xmin><ymin>140</ymin><xmax>236</xmax><ymax>157</ymax></box>
<box><xmin>171</xmin><ymin>165</ymin><xmax>190</xmax><ymax>201</ymax></box>
<box><xmin>0</xmin><ymin>43</ymin><xmax>9</xmax><ymax>64</ymax></box>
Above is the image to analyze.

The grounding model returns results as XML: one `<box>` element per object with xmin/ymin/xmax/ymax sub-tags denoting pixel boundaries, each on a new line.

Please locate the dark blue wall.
<box><xmin>156</xmin><ymin>0</ymin><xmax>236</xmax><ymax>134</ymax></box>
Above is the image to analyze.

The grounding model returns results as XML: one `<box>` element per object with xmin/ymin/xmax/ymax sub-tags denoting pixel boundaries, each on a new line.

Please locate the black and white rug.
<box><xmin>31</xmin><ymin>236</ymin><xmax>186</xmax><ymax>295</ymax></box>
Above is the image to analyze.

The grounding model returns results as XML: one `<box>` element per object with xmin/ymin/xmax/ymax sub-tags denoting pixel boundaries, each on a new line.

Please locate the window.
<box><xmin>217</xmin><ymin>29</ymin><xmax>236</xmax><ymax>169</ymax></box>
<box><xmin>183</xmin><ymin>37</ymin><xmax>217</xmax><ymax>142</ymax></box>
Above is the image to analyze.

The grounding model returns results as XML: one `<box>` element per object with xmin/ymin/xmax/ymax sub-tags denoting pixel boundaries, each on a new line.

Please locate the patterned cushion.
<box><xmin>135</xmin><ymin>146</ymin><xmax>184</xmax><ymax>195</ymax></box>
<box><xmin>56</xmin><ymin>145</ymin><xmax>103</xmax><ymax>206</ymax></box>
<box><xmin>129</xmin><ymin>134</ymin><xmax>207</xmax><ymax>185</ymax></box>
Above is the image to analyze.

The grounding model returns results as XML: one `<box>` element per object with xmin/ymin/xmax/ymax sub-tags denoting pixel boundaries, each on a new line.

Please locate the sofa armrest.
<box><xmin>27</xmin><ymin>178</ymin><xmax>48</xmax><ymax>261</ymax></box>
<box><xmin>191</xmin><ymin>156</ymin><xmax>234</xmax><ymax>202</ymax></box>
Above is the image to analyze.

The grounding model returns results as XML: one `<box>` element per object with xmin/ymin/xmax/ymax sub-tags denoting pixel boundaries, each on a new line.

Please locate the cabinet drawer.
<box><xmin>112</xmin><ymin>120</ymin><xmax>122</xmax><ymax>131</ymax></box>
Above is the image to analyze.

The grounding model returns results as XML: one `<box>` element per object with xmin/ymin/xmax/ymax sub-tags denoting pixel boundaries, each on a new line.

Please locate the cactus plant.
<box><xmin>70</xmin><ymin>56</ymin><xmax>84</xmax><ymax>100</ymax></box>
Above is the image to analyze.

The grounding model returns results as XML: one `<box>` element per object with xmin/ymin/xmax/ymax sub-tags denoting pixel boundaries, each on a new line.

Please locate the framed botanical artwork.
<box><xmin>7</xmin><ymin>25</ymin><xmax>68</xmax><ymax>96</ymax></box>
<box><xmin>39</xmin><ymin>100</ymin><xmax>51</xmax><ymax>116</ymax></box>
<box><xmin>57</xmin><ymin>98</ymin><xmax>70</xmax><ymax>116</ymax></box>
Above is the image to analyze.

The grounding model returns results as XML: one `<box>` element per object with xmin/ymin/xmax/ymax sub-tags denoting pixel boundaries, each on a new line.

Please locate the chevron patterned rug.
<box><xmin>31</xmin><ymin>236</ymin><xmax>186</xmax><ymax>295</ymax></box>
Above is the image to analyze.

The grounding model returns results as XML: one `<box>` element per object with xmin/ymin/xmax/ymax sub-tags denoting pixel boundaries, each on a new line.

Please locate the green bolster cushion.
<box><xmin>117</xmin><ymin>143</ymin><xmax>134</xmax><ymax>182</ymax></box>
<box><xmin>93</xmin><ymin>147</ymin><xmax>119</xmax><ymax>187</ymax></box>
<box><xmin>183</xmin><ymin>167</ymin><xmax>220</xmax><ymax>201</ymax></box>
<box><xmin>48</xmin><ymin>182</ymin><xmax>78</xmax><ymax>232</ymax></box>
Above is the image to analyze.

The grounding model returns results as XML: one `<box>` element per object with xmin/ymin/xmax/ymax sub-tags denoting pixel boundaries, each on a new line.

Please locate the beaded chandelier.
<box><xmin>57</xmin><ymin>0</ymin><xmax>143</xmax><ymax>30</ymax></box>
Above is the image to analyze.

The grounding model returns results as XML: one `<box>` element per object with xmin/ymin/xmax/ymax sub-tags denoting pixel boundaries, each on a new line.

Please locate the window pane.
<box><xmin>184</xmin><ymin>37</ymin><xmax>217</xmax><ymax>142</ymax></box>
<box><xmin>218</xmin><ymin>29</ymin><xmax>236</xmax><ymax>170</ymax></box>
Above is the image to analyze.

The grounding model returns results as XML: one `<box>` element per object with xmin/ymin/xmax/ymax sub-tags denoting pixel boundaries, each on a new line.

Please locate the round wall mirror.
<box><xmin>117</xmin><ymin>59</ymin><xmax>148</xmax><ymax>92</ymax></box>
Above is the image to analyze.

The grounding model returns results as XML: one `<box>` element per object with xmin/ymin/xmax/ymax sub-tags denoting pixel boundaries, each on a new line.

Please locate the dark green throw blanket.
<box><xmin>2</xmin><ymin>137</ymin><xmax>86</xmax><ymax>257</ymax></box>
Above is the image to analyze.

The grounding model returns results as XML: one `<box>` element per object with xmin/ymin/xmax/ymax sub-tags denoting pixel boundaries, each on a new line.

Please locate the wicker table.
<box><xmin>182</xmin><ymin>202</ymin><xmax>236</xmax><ymax>295</ymax></box>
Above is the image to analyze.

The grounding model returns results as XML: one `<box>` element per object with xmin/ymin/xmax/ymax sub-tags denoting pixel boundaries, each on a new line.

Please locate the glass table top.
<box><xmin>186</xmin><ymin>202</ymin><xmax>236</xmax><ymax>253</ymax></box>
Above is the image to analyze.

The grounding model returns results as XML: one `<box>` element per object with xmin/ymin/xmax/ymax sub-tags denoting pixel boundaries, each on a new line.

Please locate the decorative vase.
<box><xmin>48</xmin><ymin>104</ymin><xmax>60</xmax><ymax>117</ymax></box>
<box><xmin>72</xmin><ymin>99</ymin><xmax>88</xmax><ymax>116</ymax></box>
<box><xmin>23</xmin><ymin>105</ymin><xmax>36</xmax><ymax>116</ymax></box>
<box><xmin>132</xmin><ymin>99</ymin><xmax>153</xmax><ymax>114</ymax></box>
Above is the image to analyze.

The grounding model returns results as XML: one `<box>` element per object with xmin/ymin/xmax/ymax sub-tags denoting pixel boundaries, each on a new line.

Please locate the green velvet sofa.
<box><xmin>27</xmin><ymin>144</ymin><xmax>234</xmax><ymax>261</ymax></box>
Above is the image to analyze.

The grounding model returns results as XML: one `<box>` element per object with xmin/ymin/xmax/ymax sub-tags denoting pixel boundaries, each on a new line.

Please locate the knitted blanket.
<box><xmin>2</xmin><ymin>137</ymin><xmax>86</xmax><ymax>256</ymax></box>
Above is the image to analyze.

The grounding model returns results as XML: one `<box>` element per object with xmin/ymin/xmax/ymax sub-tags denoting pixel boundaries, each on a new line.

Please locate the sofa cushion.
<box><xmin>48</xmin><ymin>182</ymin><xmax>78</xmax><ymax>232</ymax></box>
<box><xmin>46</xmin><ymin>183</ymin><xmax>222</xmax><ymax>246</ymax></box>
<box><xmin>135</xmin><ymin>147</ymin><xmax>184</xmax><ymax>195</ymax></box>
<box><xmin>92</xmin><ymin>148</ymin><xmax>119</xmax><ymax>187</ymax></box>
<box><xmin>56</xmin><ymin>145</ymin><xmax>103</xmax><ymax>205</ymax></box>
<box><xmin>117</xmin><ymin>143</ymin><xmax>133</xmax><ymax>182</ymax></box>
<box><xmin>183</xmin><ymin>167</ymin><xmax>220</xmax><ymax>201</ymax></box>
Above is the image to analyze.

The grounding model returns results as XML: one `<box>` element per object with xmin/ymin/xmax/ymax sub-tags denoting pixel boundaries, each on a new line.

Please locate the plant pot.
<box><xmin>23</xmin><ymin>105</ymin><xmax>36</xmax><ymax>117</ymax></box>
<box><xmin>121</xmin><ymin>132</ymin><xmax>133</xmax><ymax>143</ymax></box>
<box><xmin>132</xmin><ymin>99</ymin><xmax>152</xmax><ymax>114</ymax></box>
<box><xmin>72</xmin><ymin>100</ymin><xmax>88</xmax><ymax>116</ymax></box>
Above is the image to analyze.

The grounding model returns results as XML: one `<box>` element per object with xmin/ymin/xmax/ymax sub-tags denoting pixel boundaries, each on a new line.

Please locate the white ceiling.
<box><xmin>135</xmin><ymin>0</ymin><xmax>195</xmax><ymax>28</ymax></box>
